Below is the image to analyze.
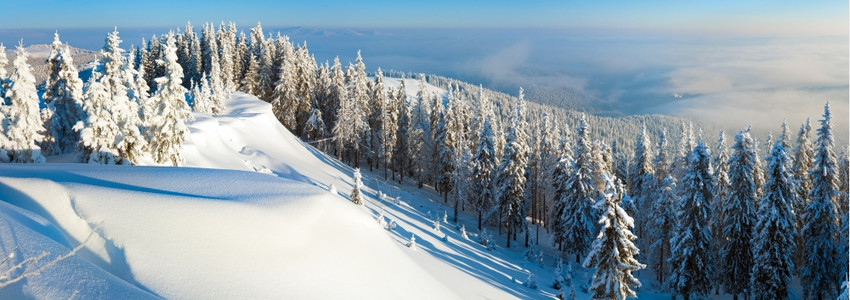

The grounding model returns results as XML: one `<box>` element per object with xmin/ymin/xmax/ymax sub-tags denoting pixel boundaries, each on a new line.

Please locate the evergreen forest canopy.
<box><xmin>0</xmin><ymin>22</ymin><xmax>846</xmax><ymax>299</ymax></box>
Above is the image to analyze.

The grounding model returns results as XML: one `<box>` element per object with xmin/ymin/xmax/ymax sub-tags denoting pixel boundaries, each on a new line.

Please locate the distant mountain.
<box><xmin>4</xmin><ymin>44</ymin><xmax>98</xmax><ymax>85</ymax></box>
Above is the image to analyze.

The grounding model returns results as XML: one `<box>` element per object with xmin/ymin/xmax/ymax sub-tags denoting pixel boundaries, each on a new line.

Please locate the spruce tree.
<box><xmin>558</xmin><ymin>113</ymin><xmax>596</xmax><ymax>263</ymax></box>
<box><xmin>351</xmin><ymin>168</ymin><xmax>364</xmax><ymax>205</ymax></box>
<box><xmin>271</xmin><ymin>51</ymin><xmax>297</xmax><ymax>130</ymax></box>
<box><xmin>649</xmin><ymin>129</ymin><xmax>675</xmax><ymax>286</ymax></box>
<box><xmin>76</xmin><ymin>68</ymin><xmax>121</xmax><ymax>164</ymax></box>
<box><xmin>5</xmin><ymin>43</ymin><xmax>46</xmax><ymax>163</ymax></box>
<box><xmin>495</xmin><ymin>89</ymin><xmax>529</xmax><ymax>248</ymax></box>
<box><xmin>627</xmin><ymin>125</ymin><xmax>653</xmax><ymax>248</ymax></box>
<box><xmin>147</xmin><ymin>33</ymin><xmax>193</xmax><ymax>166</ymax></box>
<box><xmin>409</xmin><ymin>74</ymin><xmax>431</xmax><ymax>188</ymax></box>
<box><xmin>100</xmin><ymin>28</ymin><xmax>147</xmax><ymax>164</ymax></box>
<box><xmin>709</xmin><ymin>130</ymin><xmax>729</xmax><ymax>294</ymax></box>
<box><xmin>583</xmin><ymin>175</ymin><xmax>645</xmax><ymax>300</ymax></box>
<box><xmin>471</xmin><ymin>117</ymin><xmax>496</xmax><ymax>230</ymax></box>
<box><xmin>292</xmin><ymin>46</ymin><xmax>316</xmax><ymax>136</ymax></box>
<box><xmin>369</xmin><ymin>68</ymin><xmax>388</xmax><ymax>172</ymax></box>
<box><xmin>42</xmin><ymin>32</ymin><xmax>84</xmax><ymax>155</ymax></box>
<box><xmin>392</xmin><ymin>79</ymin><xmax>410</xmax><ymax>181</ymax></box>
<box><xmin>802</xmin><ymin>102</ymin><xmax>840</xmax><ymax>300</ymax></box>
<box><xmin>750</xmin><ymin>140</ymin><xmax>796</xmax><ymax>300</ymax></box>
<box><xmin>720</xmin><ymin>128</ymin><xmax>758</xmax><ymax>299</ymax></box>
<box><xmin>669</xmin><ymin>142</ymin><xmax>714</xmax><ymax>300</ymax></box>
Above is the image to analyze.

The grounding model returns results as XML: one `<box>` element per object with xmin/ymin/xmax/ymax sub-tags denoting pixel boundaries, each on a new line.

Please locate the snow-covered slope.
<box><xmin>0</xmin><ymin>92</ymin><xmax>555</xmax><ymax>299</ymax></box>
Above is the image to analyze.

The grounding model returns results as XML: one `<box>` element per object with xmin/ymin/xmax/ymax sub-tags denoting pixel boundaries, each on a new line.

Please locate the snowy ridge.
<box><xmin>0</xmin><ymin>92</ymin><xmax>549</xmax><ymax>299</ymax></box>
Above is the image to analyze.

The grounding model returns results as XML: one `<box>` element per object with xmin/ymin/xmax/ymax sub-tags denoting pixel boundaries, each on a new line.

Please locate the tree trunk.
<box><xmin>477</xmin><ymin>211</ymin><xmax>482</xmax><ymax>231</ymax></box>
<box><xmin>506</xmin><ymin>225</ymin><xmax>512</xmax><ymax>248</ymax></box>
<box><xmin>453</xmin><ymin>196</ymin><xmax>459</xmax><ymax>223</ymax></box>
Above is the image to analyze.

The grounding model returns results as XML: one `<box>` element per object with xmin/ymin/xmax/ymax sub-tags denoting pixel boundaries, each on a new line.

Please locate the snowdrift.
<box><xmin>0</xmin><ymin>93</ymin><xmax>457</xmax><ymax>299</ymax></box>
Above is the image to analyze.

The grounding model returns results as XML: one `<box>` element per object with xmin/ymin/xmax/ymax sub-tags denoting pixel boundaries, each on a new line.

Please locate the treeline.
<box><xmin>0</xmin><ymin>21</ymin><xmax>846</xmax><ymax>299</ymax></box>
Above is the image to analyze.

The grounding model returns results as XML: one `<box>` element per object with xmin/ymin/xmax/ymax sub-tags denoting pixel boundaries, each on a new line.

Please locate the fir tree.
<box><xmin>409</xmin><ymin>74</ymin><xmax>431</xmax><ymax>188</ymax></box>
<box><xmin>583</xmin><ymin>175</ymin><xmax>646</xmax><ymax>300</ymax></box>
<box><xmin>720</xmin><ymin>128</ymin><xmax>758</xmax><ymax>299</ymax></box>
<box><xmin>75</xmin><ymin>68</ymin><xmax>121</xmax><ymax>164</ymax></box>
<box><xmin>392</xmin><ymin>79</ymin><xmax>410</xmax><ymax>181</ymax></box>
<box><xmin>669</xmin><ymin>142</ymin><xmax>714</xmax><ymax>300</ymax></box>
<box><xmin>42</xmin><ymin>32</ymin><xmax>84</xmax><ymax>155</ymax></box>
<box><xmin>100</xmin><ymin>28</ymin><xmax>147</xmax><ymax>164</ymax></box>
<box><xmin>495</xmin><ymin>88</ymin><xmax>529</xmax><ymax>248</ymax></box>
<box><xmin>802</xmin><ymin>102</ymin><xmax>840</xmax><ymax>300</ymax></box>
<box><xmin>471</xmin><ymin>117</ymin><xmax>496</xmax><ymax>230</ymax></box>
<box><xmin>627</xmin><ymin>125</ymin><xmax>654</xmax><ymax>249</ymax></box>
<box><xmin>558</xmin><ymin>114</ymin><xmax>596</xmax><ymax>263</ymax></box>
<box><xmin>709</xmin><ymin>130</ymin><xmax>729</xmax><ymax>294</ymax></box>
<box><xmin>147</xmin><ymin>33</ymin><xmax>193</xmax><ymax>166</ymax></box>
<box><xmin>351</xmin><ymin>168</ymin><xmax>364</xmax><ymax>205</ymax></box>
<box><xmin>750</xmin><ymin>140</ymin><xmax>796</xmax><ymax>300</ymax></box>
<box><xmin>4</xmin><ymin>43</ymin><xmax>46</xmax><ymax>163</ymax></box>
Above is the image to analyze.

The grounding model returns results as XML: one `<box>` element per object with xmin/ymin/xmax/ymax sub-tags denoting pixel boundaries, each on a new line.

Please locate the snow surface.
<box><xmin>0</xmin><ymin>85</ymin><xmax>690</xmax><ymax>299</ymax></box>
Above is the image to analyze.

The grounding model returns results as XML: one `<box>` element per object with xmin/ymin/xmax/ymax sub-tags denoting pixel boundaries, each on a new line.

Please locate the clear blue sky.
<box><xmin>0</xmin><ymin>0</ymin><xmax>846</xmax><ymax>35</ymax></box>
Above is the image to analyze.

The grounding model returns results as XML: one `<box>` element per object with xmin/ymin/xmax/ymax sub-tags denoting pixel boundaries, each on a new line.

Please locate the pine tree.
<box><xmin>720</xmin><ymin>128</ymin><xmax>758</xmax><ymax>299</ymax></box>
<box><xmin>380</xmin><ymin>80</ymin><xmax>400</xmax><ymax>180</ymax></box>
<box><xmin>627</xmin><ymin>125</ymin><xmax>654</xmax><ymax>249</ymax></box>
<box><xmin>147</xmin><ymin>33</ymin><xmax>193</xmax><ymax>166</ymax></box>
<box><xmin>583</xmin><ymin>175</ymin><xmax>646</xmax><ymax>300</ymax></box>
<box><xmin>669</xmin><ymin>142</ymin><xmax>714</xmax><ymax>300</ymax></box>
<box><xmin>709</xmin><ymin>130</ymin><xmax>729</xmax><ymax>294</ymax></box>
<box><xmin>369</xmin><ymin>68</ymin><xmax>388</xmax><ymax>172</ymax></box>
<box><xmin>4</xmin><ymin>43</ymin><xmax>46</xmax><ymax>163</ymax></box>
<box><xmin>75</xmin><ymin>68</ymin><xmax>121</xmax><ymax>164</ymax></box>
<box><xmin>303</xmin><ymin>108</ymin><xmax>325</xmax><ymax>143</ymax></box>
<box><xmin>392</xmin><ymin>79</ymin><xmax>410</xmax><ymax>181</ymax></box>
<box><xmin>750</xmin><ymin>140</ymin><xmax>796</xmax><ymax>300</ymax></box>
<box><xmin>190</xmin><ymin>76</ymin><xmax>214</xmax><ymax>114</ymax></box>
<box><xmin>241</xmin><ymin>52</ymin><xmax>260</xmax><ymax>95</ymax></box>
<box><xmin>837</xmin><ymin>146</ymin><xmax>849</xmax><ymax>284</ymax></box>
<box><xmin>351</xmin><ymin>52</ymin><xmax>371</xmax><ymax>167</ymax></box>
<box><xmin>351</xmin><ymin>168</ymin><xmax>364</xmax><ymax>205</ymax></box>
<box><xmin>558</xmin><ymin>114</ymin><xmax>596</xmax><ymax>263</ymax></box>
<box><xmin>409</xmin><ymin>74</ymin><xmax>431</xmax><ymax>188</ymax></box>
<box><xmin>471</xmin><ymin>117</ymin><xmax>496</xmax><ymax>230</ymax></box>
<box><xmin>100</xmin><ymin>28</ymin><xmax>147</xmax><ymax>164</ymax></box>
<box><xmin>0</xmin><ymin>43</ymin><xmax>9</xmax><ymax>93</ymax></box>
<box><xmin>271</xmin><ymin>50</ymin><xmax>297</xmax><ymax>130</ymax></box>
<box><xmin>648</xmin><ymin>129</ymin><xmax>675</xmax><ymax>286</ymax></box>
<box><xmin>802</xmin><ymin>102</ymin><xmax>840</xmax><ymax>300</ymax></box>
<box><xmin>42</xmin><ymin>32</ymin><xmax>84</xmax><ymax>155</ymax></box>
<box><xmin>495</xmin><ymin>89</ymin><xmax>529</xmax><ymax>248</ymax></box>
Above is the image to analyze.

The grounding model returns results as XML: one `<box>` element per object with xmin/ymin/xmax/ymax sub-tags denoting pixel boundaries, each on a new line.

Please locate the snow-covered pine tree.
<box><xmin>351</xmin><ymin>52</ymin><xmax>371</xmax><ymax>167</ymax></box>
<box><xmin>190</xmin><ymin>76</ymin><xmax>214</xmax><ymax>114</ymax></box>
<box><xmin>409</xmin><ymin>74</ymin><xmax>431</xmax><ymax>188</ymax></box>
<box><xmin>216</xmin><ymin>22</ymin><xmax>236</xmax><ymax>90</ymax></box>
<box><xmin>837</xmin><ymin>146</ymin><xmax>849</xmax><ymax>283</ymax></box>
<box><xmin>802</xmin><ymin>102</ymin><xmax>840</xmax><ymax>300</ymax></box>
<box><xmin>351</xmin><ymin>168</ymin><xmax>364</xmax><ymax>205</ymax></box>
<box><xmin>471</xmin><ymin>117</ymin><xmax>496</xmax><ymax>230</ymax></box>
<box><xmin>271</xmin><ymin>50</ymin><xmax>297</xmax><ymax>130</ymax></box>
<box><xmin>381</xmin><ymin>80</ymin><xmax>400</xmax><ymax>180</ymax></box>
<box><xmin>293</xmin><ymin>45</ymin><xmax>316</xmax><ymax>137</ymax></box>
<box><xmin>583</xmin><ymin>174</ymin><xmax>646</xmax><ymax>300</ymax></box>
<box><xmin>255</xmin><ymin>43</ymin><xmax>275</xmax><ymax>102</ymax></box>
<box><xmin>669</xmin><ymin>141</ymin><xmax>714</xmax><ymax>300</ymax></box>
<box><xmin>368</xmin><ymin>68</ymin><xmax>388</xmax><ymax>172</ymax></box>
<box><xmin>75</xmin><ymin>68</ymin><xmax>121</xmax><ymax>164</ymax></box>
<box><xmin>392</xmin><ymin>78</ymin><xmax>410</xmax><ymax>181</ymax></box>
<box><xmin>749</xmin><ymin>140</ymin><xmax>796</xmax><ymax>300</ymax></box>
<box><xmin>558</xmin><ymin>113</ymin><xmax>596</xmax><ymax>263</ymax></box>
<box><xmin>648</xmin><ymin>129</ymin><xmax>675</xmax><ymax>286</ymax></box>
<box><xmin>627</xmin><ymin>125</ymin><xmax>653</xmax><ymax>249</ymax></box>
<box><xmin>206</xmin><ymin>47</ymin><xmax>227</xmax><ymax>115</ymax></box>
<box><xmin>4</xmin><ymin>43</ymin><xmax>46</xmax><ymax>163</ymax></box>
<box><xmin>100</xmin><ymin>28</ymin><xmax>148</xmax><ymax>164</ymax></box>
<box><xmin>495</xmin><ymin>88</ymin><xmax>529</xmax><ymax>248</ymax></box>
<box><xmin>720</xmin><ymin>127</ymin><xmax>758</xmax><ymax>299</ymax></box>
<box><xmin>709</xmin><ymin>130</ymin><xmax>729</xmax><ymax>294</ymax></box>
<box><xmin>146</xmin><ymin>33</ymin><xmax>193</xmax><ymax>166</ymax></box>
<box><xmin>42</xmin><ymin>32</ymin><xmax>84</xmax><ymax>155</ymax></box>
<box><xmin>241</xmin><ymin>52</ymin><xmax>260</xmax><ymax>96</ymax></box>
<box><xmin>303</xmin><ymin>108</ymin><xmax>325</xmax><ymax>143</ymax></box>
<box><xmin>434</xmin><ymin>86</ymin><xmax>456</xmax><ymax>201</ymax></box>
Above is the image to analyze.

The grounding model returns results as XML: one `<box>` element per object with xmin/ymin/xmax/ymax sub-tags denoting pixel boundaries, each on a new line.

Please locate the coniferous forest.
<box><xmin>0</xmin><ymin>22</ymin><xmax>847</xmax><ymax>299</ymax></box>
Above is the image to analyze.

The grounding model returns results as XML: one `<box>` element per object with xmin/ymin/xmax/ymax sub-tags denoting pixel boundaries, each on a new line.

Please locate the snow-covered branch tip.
<box><xmin>0</xmin><ymin>230</ymin><xmax>96</xmax><ymax>290</ymax></box>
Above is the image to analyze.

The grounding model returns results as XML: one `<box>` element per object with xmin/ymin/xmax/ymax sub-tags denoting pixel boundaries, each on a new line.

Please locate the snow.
<box><xmin>0</xmin><ymin>91</ymin><xmax>555</xmax><ymax>299</ymax></box>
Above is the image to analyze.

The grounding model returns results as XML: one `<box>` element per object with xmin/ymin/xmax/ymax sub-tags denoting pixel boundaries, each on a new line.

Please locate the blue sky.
<box><xmin>0</xmin><ymin>0</ymin><xmax>846</xmax><ymax>35</ymax></box>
